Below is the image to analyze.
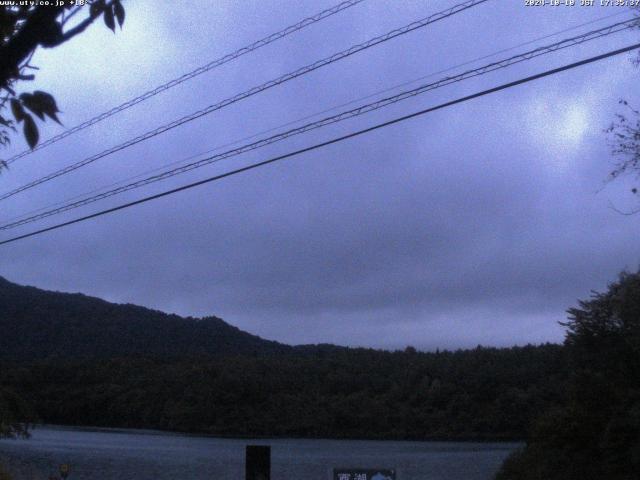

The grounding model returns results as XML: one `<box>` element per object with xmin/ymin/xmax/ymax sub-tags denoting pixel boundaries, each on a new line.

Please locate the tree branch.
<box><xmin>0</xmin><ymin>6</ymin><xmax>64</xmax><ymax>88</ymax></box>
<box><xmin>59</xmin><ymin>11</ymin><xmax>100</xmax><ymax>43</ymax></box>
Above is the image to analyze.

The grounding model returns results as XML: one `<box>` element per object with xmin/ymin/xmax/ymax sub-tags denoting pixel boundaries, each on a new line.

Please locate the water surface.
<box><xmin>0</xmin><ymin>426</ymin><xmax>519</xmax><ymax>479</ymax></box>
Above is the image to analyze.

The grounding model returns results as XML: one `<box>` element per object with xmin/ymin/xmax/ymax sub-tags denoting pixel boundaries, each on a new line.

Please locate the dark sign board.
<box><xmin>246</xmin><ymin>445</ymin><xmax>270</xmax><ymax>480</ymax></box>
<box><xmin>333</xmin><ymin>469</ymin><xmax>396</xmax><ymax>480</ymax></box>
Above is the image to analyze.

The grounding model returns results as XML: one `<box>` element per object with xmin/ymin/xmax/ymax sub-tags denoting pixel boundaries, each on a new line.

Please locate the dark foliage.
<box><xmin>0</xmin><ymin>345</ymin><xmax>567</xmax><ymax>441</ymax></box>
<box><xmin>496</xmin><ymin>271</ymin><xmax>640</xmax><ymax>480</ymax></box>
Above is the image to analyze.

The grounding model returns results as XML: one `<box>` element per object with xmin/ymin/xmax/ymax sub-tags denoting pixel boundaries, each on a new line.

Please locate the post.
<box><xmin>246</xmin><ymin>445</ymin><xmax>270</xmax><ymax>480</ymax></box>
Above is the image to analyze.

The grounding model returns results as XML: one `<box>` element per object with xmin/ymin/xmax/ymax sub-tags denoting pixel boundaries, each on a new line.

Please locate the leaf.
<box><xmin>113</xmin><ymin>0</ymin><xmax>125</xmax><ymax>27</ymax></box>
<box><xmin>18</xmin><ymin>91</ymin><xmax>63</xmax><ymax>125</ymax></box>
<box><xmin>39</xmin><ymin>21</ymin><xmax>63</xmax><ymax>48</ymax></box>
<box><xmin>104</xmin><ymin>6</ymin><xmax>115</xmax><ymax>32</ymax></box>
<box><xmin>20</xmin><ymin>93</ymin><xmax>45</xmax><ymax>120</ymax></box>
<box><xmin>45</xmin><ymin>110</ymin><xmax>61</xmax><ymax>125</ymax></box>
<box><xmin>33</xmin><ymin>90</ymin><xmax>62</xmax><ymax>124</ymax></box>
<box><xmin>23</xmin><ymin>114</ymin><xmax>39</xmax><ymax>149</ymax></box>
<box><xmin>10</xmin><ymin>98</ymin><xmax>24</xmax><ymax>122</ymax></box>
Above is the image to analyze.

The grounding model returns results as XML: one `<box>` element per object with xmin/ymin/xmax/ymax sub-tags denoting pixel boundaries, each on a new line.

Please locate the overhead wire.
<box><xmin>1</xmin><ymin>41</ymin><xmax>639</xmax><ymax>246</ymax></box>
<box><xmin>0</xmin><ymin>0</ymin><xmax>490</xmax><ymax>201</ymax></box>
<box><xmin>1</xmin><ymin>17</ymin><xmax>637</xmax><ymax>232</ymax></box>
<box><xmin>3</xmin><ymin>9</ymin><xmax>631</xmax><ymax>227</ymax></box>
<box><xmin>3</xmin><ymin>0</ymin><xmax>366</xmax><ymax>164</ymax></box>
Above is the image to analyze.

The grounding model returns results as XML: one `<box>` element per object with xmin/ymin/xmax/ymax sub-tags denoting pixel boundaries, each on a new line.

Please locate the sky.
<box><xmin>1</xmin><ymin>0</ymin><xmax>639</xmax><ymax>350</ymax></box>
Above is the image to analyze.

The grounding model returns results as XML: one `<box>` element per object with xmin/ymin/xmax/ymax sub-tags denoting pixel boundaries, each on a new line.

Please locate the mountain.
<box><xmin>0</xmin><ymin>276</ymin><xmax>291</xmax><ymax>361</ymax></box>
<box><xmin>0</xmin><ymin>276</ymin><xmax>570</xmax><ymax>441</ymax></box>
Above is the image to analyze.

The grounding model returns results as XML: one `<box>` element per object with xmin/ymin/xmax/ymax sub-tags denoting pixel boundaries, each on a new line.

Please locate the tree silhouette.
<box><xmin>496</xmin><ymin>270</ymin><xmax>640</xmax><ymax>480</ymax></box>
<box><xmin>0</xmin><ymin>0</ymin><xmax>124</xmax><ymax>158</ymax></box>
<box><xmin>605</xmin><ymin>11</ymin><xmax>640</xmax><ymax>213</ymax></box>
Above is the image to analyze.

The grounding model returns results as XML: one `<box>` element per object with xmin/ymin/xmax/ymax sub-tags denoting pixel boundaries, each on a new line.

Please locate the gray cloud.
<box><xmin>1</xmin><ymin>0</ymin><xmax>639</xmax><ymax>350</ymax></box>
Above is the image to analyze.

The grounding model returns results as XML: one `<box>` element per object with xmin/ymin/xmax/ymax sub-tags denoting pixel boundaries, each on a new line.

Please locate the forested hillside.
<box><xmin>0</xmin><ymin>276</ymin><xmax>568</xmax><ymax>441</ymax></box>
<box><xmin>0</xmin><ymin>345</ymin><xmax>567</xmax><ymax>441</ymax></box>
<box><xmin>0</xmin><ymin>276</ymin><xmax>289</xmax><ymax>360</ymax></box>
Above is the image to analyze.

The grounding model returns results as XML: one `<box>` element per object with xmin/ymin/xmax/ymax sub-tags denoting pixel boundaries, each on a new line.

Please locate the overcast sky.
<box><xmin>1</xmin><ymin>0</ymin><xmax>639</xmax><ymax>350</ymax></box>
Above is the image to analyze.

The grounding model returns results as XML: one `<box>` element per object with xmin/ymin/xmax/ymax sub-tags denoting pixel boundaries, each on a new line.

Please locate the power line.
<box><xmin>1</xmin><ymin>41</ymin><xmax>638</xmax><ymax>247</ymax></box>
<box><xmin>3</xmin><ymin>10</ymin><xmax>628</xmax><ymax>228</ymax></box>
<box><xmin>1</xmin><ymin>17</ymin><xmax>636</xmax><ymax>232</ymax></box>
<box><xmin>2</xmin><ymin>17</ymin><xmax>635</xmax><ymax>228</ymax></box>
<box><xmin>0</xmin><ymin>0</ymin><xmax>490</xmax><ymax>201</ymax></box>
<box><xmin>3</xmin><ymin>0</ymin><xmax>366</xmax><ymax>165</ymax></box>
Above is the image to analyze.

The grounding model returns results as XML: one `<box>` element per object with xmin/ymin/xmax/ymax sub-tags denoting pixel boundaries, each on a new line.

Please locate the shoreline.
<box><xmin>22</xmin><ymin>424</ymin><xmax>525</xmax><ymax>446</ymax></box>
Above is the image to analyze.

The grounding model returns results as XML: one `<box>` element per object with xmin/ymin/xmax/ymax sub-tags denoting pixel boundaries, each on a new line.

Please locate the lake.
<box><xmin>0</xmin><ymin>426</ymin><xmax>519</xmax><ymax>479</ymax></box>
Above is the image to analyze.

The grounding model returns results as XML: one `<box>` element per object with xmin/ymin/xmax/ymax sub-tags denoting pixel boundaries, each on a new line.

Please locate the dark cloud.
<box><xmin>1</xmin><ymin>0</ymin><xmax>639</xmax><ymax>350</ymax></box>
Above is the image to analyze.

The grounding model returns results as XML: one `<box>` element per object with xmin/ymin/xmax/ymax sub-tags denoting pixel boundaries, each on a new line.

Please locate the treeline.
<box><xmin>0</xmin><ymin>344</ymin><xmax>567</xmax><ymax>441</ymax></box>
